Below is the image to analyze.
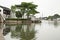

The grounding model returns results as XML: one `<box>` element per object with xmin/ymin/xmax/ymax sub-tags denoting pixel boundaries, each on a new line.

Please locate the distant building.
<box><xmin>0</xmin><ymin>6</ymin><xmax>11</xmax><ymax>22</ymax></box>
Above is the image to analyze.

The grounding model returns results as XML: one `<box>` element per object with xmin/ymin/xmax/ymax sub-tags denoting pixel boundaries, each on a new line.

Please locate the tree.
<box><xmin>15</xmin><ymin>11</ymin><xmax>22</xmax><ymax>22</ymax></box>
<box><xmin>15</xmin><ymin>11</ymin><xmax>22</xmax><ymax>18</ymax></box>
<box><xmin>11</xmin><ymin>2</ymin><xmax>39</xmax><ymax>19</ymax></box>
<box><xmin>53</xmin><ymin>14</ymin><xmax>60</xmax><ymax>19</ymax></box>
<box><xmin>47</xmin><ymin>14</ymin><xmax>60</xmax><ymax>20</ymax></box>
<box><xmin>20</xmin><ymin>2</ymin><xmax>39</xmax><ymax>19</ymax></box>
<box><xmin>11</xmin><ymin>5</ymin><xmax>23</xmax><ymax>18</ymax></box>
<box><xmin>15</xmin><ymin>5</ymin><xmax>26</xmax><ymax>18</ymax></box>
<box><xmin>11</xmin><ymin>6</ymin><xmax>16</xmax><ymax>13</ymax></box>
<box><xmin>47</xmin><ymin>16</ymin><xmax>53</xmax><ymax>20</ymax></box>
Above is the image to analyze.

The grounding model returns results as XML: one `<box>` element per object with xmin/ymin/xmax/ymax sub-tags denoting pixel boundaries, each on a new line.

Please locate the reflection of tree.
<box><xmin>20</xmin><ymin>24</ymin><xmax>36</xmax><ymax>40</ymax></box>
<box><xmin>11</xmin><ymin>23</ymin><xmax>36</xmax><ymax>40</ymax></box>
<box><xmin>11</xmin><ymin>24</ymin><xmax>22</xmax><ymax>38</ymax></box>
<box><xmin>54</xmin><ymin>21</ymin><xmax>58</xmax><ymax>27</ymax></box>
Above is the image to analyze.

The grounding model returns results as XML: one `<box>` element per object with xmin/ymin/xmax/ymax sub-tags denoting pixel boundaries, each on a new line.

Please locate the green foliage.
<box><xmin>20</xmin><ymin>2</ymin><xmax>39</xmax><ymax>18</ymax></box>
<box><xmin>53</xmin><ymin>14</ymin><xmax>60</xmax><ymax>19</ymax></box>
<box><xmin>21</xmin><ymin>2</ymin><xmax>37</xmax><ymax>9</ymax></box>
<box><xmin>11</xmin><ymin>2</ymin><xmax>39</xmax><ymax>19</ymax></box>
<box><xmin>47</xmin><ymin>16</ymin><xmax>53</xmax><ymax>20</ymax></box>
<box><xmin>6</xmin><ymin>18</ymin><xmax>29</xmax><ymax>20</ymax></box>
<box><xmin>11</xmin><ymin>6</ymin><xmax>16</xmax><ymax>12</ymax></box>
<box><xmin>11</xmin><ymin>24</ymin><xmax>36</xmax><ymax>40</ymax></box>
<box><xmin>47</xmin><ymin>14</ymin><xmax>60</xmax><ymax>20</ymax></box>
<box><xmin>15</xmin><ymin>11</ymin><xmax>22</xmax><ymax>18</ymax></box>
<box><xmin>27</xmin><ymin>9</ymin><xmax>39</xmax><ymax>15</ymax></box>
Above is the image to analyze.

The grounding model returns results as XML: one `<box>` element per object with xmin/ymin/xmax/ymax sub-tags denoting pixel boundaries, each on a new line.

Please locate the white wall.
<box><xmin>0</xmin><ymin>7</ymin><xmax>4</xmax><ymax>22</ymax></box>
<box><xmin>10</xmin><ymin>11</ymin><xmax>17</xmax><ymax>18</ymax></box>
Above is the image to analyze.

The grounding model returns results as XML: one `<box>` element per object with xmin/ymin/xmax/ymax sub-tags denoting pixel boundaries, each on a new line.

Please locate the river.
<box><xmin>0</xmin><ymin>20</ymin><xmax>60</xmax><ymax>40</ymax></box>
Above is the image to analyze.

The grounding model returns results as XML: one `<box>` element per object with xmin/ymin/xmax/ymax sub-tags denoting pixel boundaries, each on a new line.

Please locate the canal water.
<box><xmin>0</xmin><ymin>20</ymin><xmax>60</xmax><ymax>40</ymax></box>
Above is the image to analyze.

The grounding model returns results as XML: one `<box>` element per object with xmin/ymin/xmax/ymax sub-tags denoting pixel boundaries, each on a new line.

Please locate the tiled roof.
<box><xmin>0</xmin><ymin>6</ymin><xmax>11</xmax><ymax>11</ymax></box>
<box><xmin>0</xmin><ymin>6</ymin><xmax>11</xmax><ymax>15</ymax></box>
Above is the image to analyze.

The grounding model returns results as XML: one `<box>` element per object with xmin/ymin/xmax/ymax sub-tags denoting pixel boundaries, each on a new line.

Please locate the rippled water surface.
<box><xmin>0</xmin><ymin>20</ymin><xmax>60</xmax><ymax>40</ymax></box>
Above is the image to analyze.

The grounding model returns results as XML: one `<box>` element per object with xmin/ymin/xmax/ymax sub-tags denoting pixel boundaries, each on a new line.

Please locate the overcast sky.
<box><xmin>0</xmin><ymin>0</ymin><xmax>60</xmax><ymax>17</ymax></box>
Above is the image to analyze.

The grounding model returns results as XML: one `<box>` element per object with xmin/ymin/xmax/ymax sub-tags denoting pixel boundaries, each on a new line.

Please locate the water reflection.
<box><xmin>4</xmin><ymin>23</ymin><xmax>36</xmax><ymax>40</ymax></box>
<box><xmin>10</xmin><ymin>23</ymin><xmax>36</xmax><ymax>40</ymax></box>
<box><xmin>1</xmin><ymin>20</ymin><xmax>60</xmax><ymax>40</ymax></box>
<box><xmin>48</xmin><ymin>20</ymin><xmax>59</xmax><ymax>28</ymax></box>
<box><xmin>3</xmin><ymin>25</ymin><xmax>10</xmax><ymax>36</ymax></box>
<box><xmin>54</xmin><ymin>21</ymin><xmax>58</xmax><ymax>27</ymax></box>
<box><xmin>0</xmin><ymin>23</ymin><xmax>11</xmax><ymax>36</ymax></box>
<box><xmin>0</xmin><ymin>23</ymin><xmax>5</xmax><ymax>40</ymax></box>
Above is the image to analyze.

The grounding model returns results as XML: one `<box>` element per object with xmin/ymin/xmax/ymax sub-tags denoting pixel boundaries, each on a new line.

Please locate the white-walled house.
<box><xmin>0</xmin><ymin>6</ymin><xmax>11</xmax><ymax>22</ymax></box>
<box><xmin>0</xmin><ymin>7</ymin><xmax>4</xmax><ymax>22</ymax></box>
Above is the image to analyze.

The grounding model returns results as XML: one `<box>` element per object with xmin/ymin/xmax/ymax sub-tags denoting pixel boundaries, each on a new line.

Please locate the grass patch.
<box><xmin>6</xmin><ymin>18</ymin><xmax>31</xmax><ymax>20</ymax></box>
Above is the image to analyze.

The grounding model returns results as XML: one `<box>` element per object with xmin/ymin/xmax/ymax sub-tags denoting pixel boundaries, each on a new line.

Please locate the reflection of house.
<box><xmin>3</xmin><ymin>27</ymin><xmax>10</xmax><ymax>36</ymax></box>
<box><xmin>0</xmin><ymin>6</ymin><xmax>11</xmax><ymax>22</ymax></box>
<box><xmin>0</xmin><ymin>23</ymin><xmax>5</xmax><ymax>40</ymax></box>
